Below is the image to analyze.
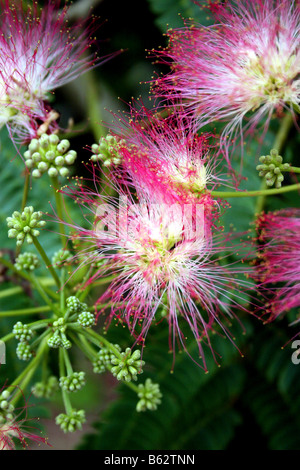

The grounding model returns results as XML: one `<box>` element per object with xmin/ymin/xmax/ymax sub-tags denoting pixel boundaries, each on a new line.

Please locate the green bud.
<box><xmin>52</xmin><ymin>249</ymin><xmax>72</xmax><ymax>268</ymax></box>
<box><xmin>56</xmin><ymin>409</ymin><xmax>86</xmax><ymax>433</ymax></box>
<box><xmin>13</xmin><ymin>321</ymin><xmax>34</xmax><ymax>342</ymax></box>
<box><xmin>24</xmin><ymin>134</ymin><xmax>77</xmax><ymax>179</ymax></box>
<box><xmin>6</xmin><ymin>207</ymin><xmax>45</xmax><ymax>247</ymax></box>
<box><xmin>16</xmin><ymin>342</ymin><xmax>32</xmax><ymax>361</ymax></box>
<box><xmin>256</xmin><ymin>148</ymin><xmax>290</xmax><ymax>188</ymax></box>
<box><xmin>59</xmin><ymin>372</ymin><xmax>86</xmax><ymax>393</ymax></box>
<box><xmin>32</xmin><ymin>376</ymin><xmax>59</xmax><ymax>399</ymax></box>
<box><xmin>111</xmin><ymin>348</ymin><xmax>145</xmax><ymax>382</ymax></box>
<box><xmin>77</xmin><ymin>311</ymin><xmax>95</xmax><ymax>328</ymax></box>
<box><xmin>136</xmin><ymin>378</ymin><xmax>162</xmax><ymax>412</ymax></box>
<box><xmin>15</xmin><ymin>252</ymin><xmax>39</xmax><ymax>271</ymax></box>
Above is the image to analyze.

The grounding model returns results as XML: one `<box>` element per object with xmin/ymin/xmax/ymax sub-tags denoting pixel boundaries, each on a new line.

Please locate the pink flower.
<box><xmin>64</xmin><ymin>173</ymin><xmax>254</xmax><ymax>370</ymax></box>
<box><xmin>154</xmin><ymin>0</ymin><xmax>300</xmax><ymax>151</ymax></box>
<box><xmin>0</xmin><ymin>0</ymin><xmax>106</xmax><ymax>141</ymax></box>
<box><xmin>0</xmin><ymin>388</ymin><xmax>48</xmax><ymax>450</ymax></box>
<box><xmin>255</xmin><ymin>209</ymin><xmax>300</xmax><ymax>322</ymax></box>
<box><xmin>110</xmin><ymin>105</ymin><xmax>230</xmax><ymax>226</ymax></box>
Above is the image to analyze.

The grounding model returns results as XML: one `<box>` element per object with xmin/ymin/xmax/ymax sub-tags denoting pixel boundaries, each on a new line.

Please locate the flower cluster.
<box><xmin>7</xmin><ymin>207</ymin><xmax>45</xmax><ymax>247</ymax></box>
<box><xmin>0</xmin><ymin>0</ymin><xmax>104</xmax><ymax>141</ymax></box>
<box><xmin>153</xmin><ymin>0</ymin><xmax>300</xmax><ymax>152</ymax></box>
<box><xmin>66</xmin><ymin>111</ymin><xmax>254</xmax><ymax>369</ymax></box>
<box><xmin>255</xmin><ymin>209</ymin><xmax>300</xmax><ymax>322</ymax></box>
<box><xmin>0</xmin><ymin>389</ymin><xmax>48</xmax><ymax>450</ymax></box>
<box><xmin>24</xmin><ymin>134</ymin><xmax>77</xmax><ymax>179</ymax></box>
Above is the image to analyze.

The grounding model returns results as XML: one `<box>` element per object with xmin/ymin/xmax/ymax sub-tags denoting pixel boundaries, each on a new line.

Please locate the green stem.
<box><xmin>79</xmin><ymin>275</ymin><xmax>117</xmax><ymax>302</ymax></box>
<box><xmin>210</xmin><ymin>182</ymin><xmax>300</xmax><ymax>198</ymax></box>
<box><xmin>60</xmin><ymin>268</ymin><xmax>65</xmax><ymax>314</ymax></box>
<box><xmin>16</xmin><ymin>171</ymin><xmax>31</xmax><ymax>257</ymax></box>
<box><xmin>59</xmin><ymin>348</ymin><xmax>72</xmax><ymax>414</ymax></box>
<box><xmin>69</xmin><ymin>324</ymin><xmax>123</xmax><ymax>359</ymax></box>
<box><xmin>0</xmin><ymin>306</ymin><xmax>51</xmax><ymax>317</ymax></box>
<box><xmin>255</xmin><ymin>113</ymin><xmax>294</xmax><ymax>213</ymax></box>
<box><xmin>273</xmin><ymin>113</ymin><xmax>294</xmax><ymax>151</ymax></box>
<box><xmin>282</xmin><ymin>166</ymin><xmax>300</xmax><ymax>174</ymax></box>
<box><xmin>0</xmin><ymin>332</ymin><xmax>15</xmax><ymax>343</ymax></box>
<box><xmin>0</xmin><ymin>286</ymin><xmax>24</xmax><ymax>299</ymax></box>
<box><xmin>85</xmin><ymin>70</ymin><xmax>105</xmax><ymax>141</ymax></box>
<box><xmin>9</xmin><ymin>337</ymin><xmax>50</xmax><ymax>406</ymax></box>
<box><xmin>32</xmin><ymin>237</ymin><xmax>60</xmax><ymax>288</ymax></box>
<box><xmin>85</xmin><ymin>70</ymin><xmax>116</xmax><ymax>197</ymax></box>
<box><xmin>21</xmin><ymin>171</ymin><xmax>30</xmax><ymax>212</ymax></box>
<box><xmin>51</xmin><ymin>176</ymin><xmax>66</xmax><ymax>242</ymax></box>
<box><xmin>62</xmin><ymin>349</ymin><xmax>73</xmax><ymax>376</ymax></box>
<box><xmin>0</xmin><ymin>257</ymin><xmax>30</xmax><ymax>281</ymax></box>
<box><xmin>30</xmin><ymin>274</ymin><xmax>59</xmax><ymax>315</ymax></box>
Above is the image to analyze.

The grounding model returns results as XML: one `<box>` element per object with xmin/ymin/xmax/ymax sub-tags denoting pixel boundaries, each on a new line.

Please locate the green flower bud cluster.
<box><xmin>59</xmin><ymin>372</ymin><xmax>86</xmax><ymax>393</ymax></box>
<box><xmin>56</xmin><ymin>409</ymin><xmax>86</xmax><ymax>433</ymax></box>
<box><xmin>136</xmin><ymin>378</ymin><xmax>162</xmax><ymax>412</ymax></box>
<box><xmin>14</xmin><ymin>252</ymin><xmax>39</xmax><ymax>271</ymax></box>
<box><xmin>66</xmin><ymin>296</ymin><xmax>88</xmax><ymax>314</ymax></box>
<box><xmin>24</xmin><ymin>134</ymin><xmax>77</xmax><ymax>178</ymax></box>
<box><xmin>16</xmin><ymin>342</ymin><xmax>32</xmax><ymax>361</ymax></box>
<box><xmin>52</xmin><ymin>249</ymin><xmax>72</xmax><ymax>268</ymax></box>
<box><xmin>7</xmin><ymin>206</ymin><xmax>45</xmax><ymax>246</ymax></box>
<box><xmin>256</xmin><ymin>149</ymin><xmax>290</xmax><ymax>188</ymax></box>
<box><xmin>65</xmin><ymin>296</ymin><xmax>94</xmax><ymax>327</ymax></box>
<box><xmin>0</xmin><ymin>391</ymin><xmax>15</xmax><ymax>424</ymax></box>
<box><xmin>32</xmin><ymin>376</ymin><xmax>59</xmax><ymax>399</ymax></box>
<box><xmin>111</xmin><ymin>348</ymin><xmax>145</xmax><ymax>382</ymax></box>
<box><xmin>92</xmin><ymin>344</ymin><xmax>121</xmax><ymax>374</ymax></box>
<box><xmin>47</xmin><ymin>318</ymin><xmax>71</xmax><ymax>350</ymax></box>
<box><xmin>13</xmin><ymin>321</ymin><xmax>33</xmax><ymax>342</ymax></box>
<box><xmin>77</xmin><ymin>311</ymin><xmax>95</xmax><ymax>328</ymax></box>
<box><xmin>90</xmin><ymin>134</ymin><xmax>125</xmax><ymax>166</ymax></box>
<box><xmin>13</xmin><ymin>321</ymin><xmax>34</xmax><ymax>361</ymax></box>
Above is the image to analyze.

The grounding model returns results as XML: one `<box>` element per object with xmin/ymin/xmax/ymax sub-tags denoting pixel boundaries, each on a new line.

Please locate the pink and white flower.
<box><xmin>65</xmin><ymin>173</ymin><xmax>254</xmax><ymax>370</ymax></box>
<box><xmin>110</xmin><ymin>105</ymin><xmax>230</xmax><ymax>226</ymax></box>
<box><xmin>154</xmin><ymin>0</ymin><xmax>300</xmax><ymax>151</ymax></box>
<box><xmin>0</xmin><ymin>388</ymin><xmax>48</xmax><ymax>450</ymax></box>
<box><xmin>0</xmin><ymin>0</ymin><xmax>106</xmax><ymax>141</ymax></box>
<box><xmin>255</xmin><ymin>209</ymin><xmax>300</xmax><ymax>322</ymax></box>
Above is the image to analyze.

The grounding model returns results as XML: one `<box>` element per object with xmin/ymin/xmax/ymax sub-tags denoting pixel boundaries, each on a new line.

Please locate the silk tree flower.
<box><xmin>64</xmin><ymin>176</ymin><xmax>254</xmax><ymax>370</ymax></box>
<box><xmin>255</xmin><ymin>209</ymin><xmax>300</xmax><ymax>322</ymax></box>
<box><xmin>153</xmin><ymin>0</ymin><xmax>300</xmax><ymax>151</ymax></box>
<box><xmin>0</xmin><ymin>0</ymin><xmax>106</xmax><ymax>141</ymax></box>
<box><xmin>109</xmin><ymin>105</ymin><xmax>230</xmax><ymax>227</ymax></box>
<box><xmin>0</xmin><ymin>389</ymin><xmax>48</xmax><ymax>450</ymax></box>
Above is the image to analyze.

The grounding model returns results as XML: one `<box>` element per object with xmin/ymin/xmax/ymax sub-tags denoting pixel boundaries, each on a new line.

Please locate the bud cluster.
<box><xmin>52</xmin><ymin>249</ymin><xmax>72</xmax><ymax>268</ymax></box>
<box><xmin>59</xmin><ymin>372</ymin><xmax>86</xmax><ymax>393</ymax></box>
<box><xmin>111</xmin><ymin>348</ymin><xmax>145</xmax><ymax>382</ymax></box>
<box><xmin>32</xmin><ymin>376</ymin><xmax>59</xmax><ymax>399</ymax></box>
<box><xmin>56</xmin><ymin>409</ymin><xmax>86</xmax><ymax>433</ymax></box>
<box><xmin>92</xmin><ymin>344</ymin><xmax>122</xmax><ymax>374</ymax></box>
<box><xmin>47</xmin><ymin>318</ymin><xmax>71</xmax><ymax>350</ymax></box>
<box><xmin>14</xmin><ymin>252</ymin><xmax>39</xmax><ymax>272</ymax></box>
<box><xmin>90</xmin><ymin>134</ymin><xmax>125</xmax><ymax>166</ymax></box>
<box><xmin>13</xmin><ymin>321</ymin><xmax>34</xmax><ymax>361</ymax></box>
<box><xmin>66</xmin><ymin>296</ymin><xmax>94</xmax><ymax>328</ymax></box>
<box><xmin>24</xmin><ymin>134</ymin><xmax>77</xmax><ymax>178</ymax></box>
<box><xmin>7</xmin><ymin>207</ymin><xmax>45</xmax><ymax>246</ymax></box>
<box><xmin>256</xmin><ymin>149</ymin><xmax>290</xmax><ymax>188</ymax></box>
<box><xmin>0</xmin><ymin>391</ymin><xmax>15</xmax><ymax>425</ymax></box>
<box><xmin>136</xmin><ymin>378</ymin><xmax>162</xmax><ymax>412</ymax></box>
